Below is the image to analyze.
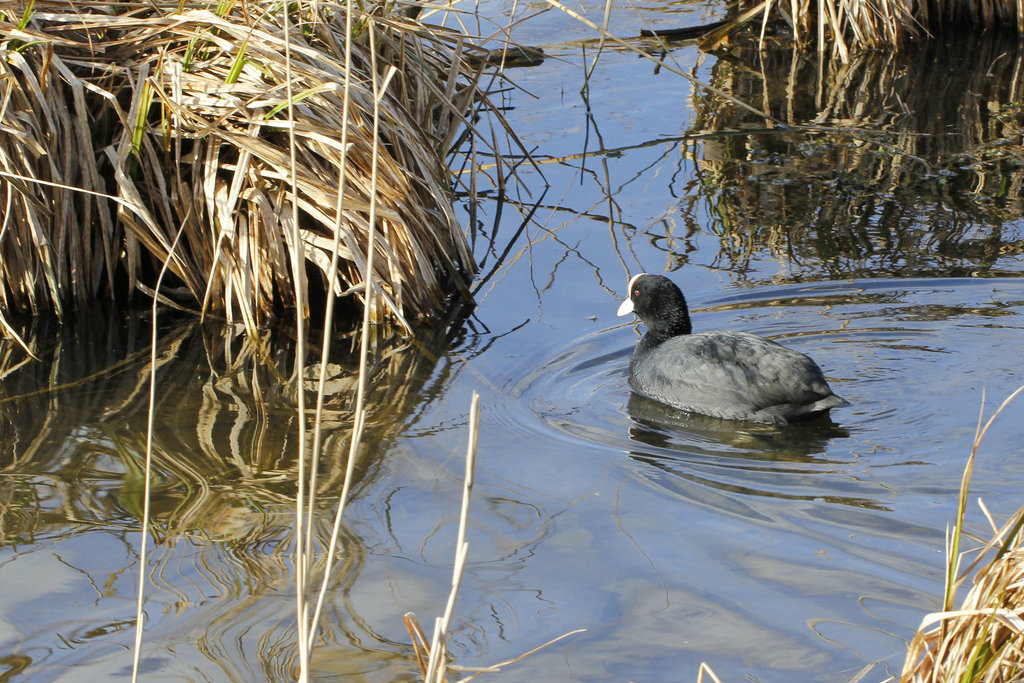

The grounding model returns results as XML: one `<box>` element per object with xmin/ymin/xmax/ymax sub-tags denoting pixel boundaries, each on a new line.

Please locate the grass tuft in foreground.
<box><xmin>902</xmin><ymin>386</ymin><xmax>1024</xmax><ymax>683</ymax></box>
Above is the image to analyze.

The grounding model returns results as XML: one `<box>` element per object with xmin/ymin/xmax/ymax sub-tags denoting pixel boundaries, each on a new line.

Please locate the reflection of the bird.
<box><xmin>624</xmin><ymin>393</ymin><xmax>890</xmax><ymax>513</ymax></box>
<box><xmin>627</xmin><ymin>393</ymin><xmax>849</xmax><ymax>458</ymax></box>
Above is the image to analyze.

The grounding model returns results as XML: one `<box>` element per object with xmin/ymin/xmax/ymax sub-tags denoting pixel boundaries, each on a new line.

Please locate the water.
<box><xmin>3</xmin><ymin>4</ymin><xmax>1024</xmax><ymax>681</ymax></box>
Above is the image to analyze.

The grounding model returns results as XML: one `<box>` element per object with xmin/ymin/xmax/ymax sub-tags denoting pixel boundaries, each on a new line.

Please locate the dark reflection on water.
<box><xmin>595</xmin><ymin>32</ymin><xmax>1024</xmax><ymax>284</ymax></box>
<box><xmin>0</xmin><ymin>305</ymin><xmax>484</xmax><ymax>679</ymax></box>
<box><xmin>625</xmin><ymin>393</ymin><xmax>892</xmax><ymax>518</ymax></box>
<box><xmin>627</xmin><ymin>393</ymin><xmax>850</xmax><ymax>459</ymax></box>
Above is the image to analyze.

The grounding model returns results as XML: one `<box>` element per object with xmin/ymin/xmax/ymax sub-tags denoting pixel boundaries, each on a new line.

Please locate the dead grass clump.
<box><xmin>902</xmin><ymin>387</ymin><xmax>1024</xmax><ymax>683</ymax></box>
<box><xmin>696</xmin><ymin>0</ymin><xmax>1023</xmax><ymax>60</ymax></box>
<box><xmin>902</xmin><ymin>515</ymin><xmax>1024</xmax><ymax>682</ymax></box>
<box><xmin>0</xmin><ymin>1</ymin><xmax>495</xmax><ymax>338</ymax></box>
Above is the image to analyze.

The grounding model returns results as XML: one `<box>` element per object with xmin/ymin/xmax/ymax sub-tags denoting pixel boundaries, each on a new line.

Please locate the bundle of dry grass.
<box><xmin>902</xmin><ymin>388</ymin><xmax>1024</xmax><ymax>683</ymax></box>
<box><xmin>902</xmin><ymin>513</ymin><xmax>1024</xmax><ymax>682</ymax></box>
<box><xmin>695</xmin><ymin>0</ymin><xmax>1024</xmax><ymax>59</ymax></box>
<box><xmin>0</xmin><ymin>1</ymin><xmax>500</xmax><ymax>341</ymax></box>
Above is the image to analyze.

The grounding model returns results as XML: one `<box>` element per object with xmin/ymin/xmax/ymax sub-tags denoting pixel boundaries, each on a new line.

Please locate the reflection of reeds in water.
<box><xmin>0</xmin><ymin>305</ymin><xmax>480</xmax><ymax>676</ymax></box>
<box><xmin>0</xmin><ymin>1</ymin><xmax>507</xmax><ymax>335</ymax></box>
<box><xmin>0</xmin><ymin>311</ymin><xmax>470</xmax><ymax>541</ymax></box>
<box><xmin>670</xmin><ymin>37</ymin><xmax>1024</xmax><ymax>280</ymax></box>
<box><xmin>902</xmin><ymin>387</ymin><xmax>1024</xmax><ymax>683</ymax></box>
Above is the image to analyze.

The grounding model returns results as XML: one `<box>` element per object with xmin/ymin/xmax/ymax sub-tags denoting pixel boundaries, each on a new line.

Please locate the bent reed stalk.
<box><xmin>0</xmin><ymin>0</ymin><xmax>501</xmax><ymax>348</ymax></box>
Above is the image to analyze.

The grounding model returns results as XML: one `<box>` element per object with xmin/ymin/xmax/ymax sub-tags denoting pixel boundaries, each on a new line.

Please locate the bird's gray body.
<box><xmin>628</xmin><ymin>329</ymin><xmax>846</xmax><ymax>424</ymax></box>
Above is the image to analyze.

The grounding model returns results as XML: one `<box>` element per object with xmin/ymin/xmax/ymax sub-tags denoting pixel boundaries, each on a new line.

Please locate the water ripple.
<box><xmin>498</xmin><ymin>278</ymin><xmax>1024</xmax><ymax>520</ymax></box>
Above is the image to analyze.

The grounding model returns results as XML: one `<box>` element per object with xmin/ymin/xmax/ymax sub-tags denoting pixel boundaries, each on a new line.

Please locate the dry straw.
<box><xmin>902</xmin><ymin>387</ymin><xmax>1024</xmax><ymax>683</ymax></box>
<box><xmin>692</xmin><ymin>0</ymin><xmax>1023</xmax><ymax>60</ymax></box>
<box><xmin>0</xmin><ymin>0</ymin><xmax>500</xmax><ymax>346</ymax></box>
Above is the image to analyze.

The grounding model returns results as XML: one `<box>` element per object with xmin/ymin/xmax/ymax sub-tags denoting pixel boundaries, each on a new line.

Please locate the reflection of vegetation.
<box><xmin>0</xmin><ymin>308</ymin><xmax>470</xmax><ymax>545</ymax></box>
<box><xmin>646</xmin><ymin>36</ymin><xmax>1024</xmax><ymax>281</ymax></box>
<box><xmin>0</xmin><ymin>295</ymin><xmax>494</xmax><ymax>676</ymax></box>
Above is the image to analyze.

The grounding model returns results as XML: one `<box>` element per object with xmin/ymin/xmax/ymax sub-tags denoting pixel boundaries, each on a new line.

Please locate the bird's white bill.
<box><xmin>618</xmin><ymin>273</ymin><xmax>646</xmax><ymax>316</ymax></box>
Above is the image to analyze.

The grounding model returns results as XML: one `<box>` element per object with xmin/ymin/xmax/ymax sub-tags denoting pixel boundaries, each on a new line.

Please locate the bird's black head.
<box><xmin>619</xmin><ymin>273</ymin><xmax>692</xmax><ymax>339</ymax></box>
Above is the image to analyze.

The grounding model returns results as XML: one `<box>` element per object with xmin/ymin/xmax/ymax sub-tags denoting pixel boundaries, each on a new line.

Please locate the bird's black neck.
<box><xmin>637</xmin><ymin>327</ymin><xmax>681</xmax><ymax>355</ymax></box>
<box><xmin>646</xmin><ymin>306</ymin><xmax>691</xmax><ymax>339</ymax></box>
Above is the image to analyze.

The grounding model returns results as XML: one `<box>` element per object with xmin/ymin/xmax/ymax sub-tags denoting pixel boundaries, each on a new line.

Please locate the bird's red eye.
<box><xmin>633</xmin><ymin>288</ymin><xmax>640</xmax><ymax>296</ymax></box>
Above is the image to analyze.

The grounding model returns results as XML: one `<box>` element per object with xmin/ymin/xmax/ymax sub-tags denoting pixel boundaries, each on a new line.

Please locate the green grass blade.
<box><xmin>17</xmin><ymin>0</ymin><xmax>35</xmax><ymax>30</ymax></box>
<box><xmin>263</xmin><ymin>85</ymin><xmax>325</xmax><ymax>119</ymax></box>
<box><xmin>225</xmin><ymin>38</ymin><xmax>248</xmax><ymax>83</ymax></box>
<box><xmin>131</xmin><ymin>80</ymin><xmax>154</xmax><ymax>158</ymax></box>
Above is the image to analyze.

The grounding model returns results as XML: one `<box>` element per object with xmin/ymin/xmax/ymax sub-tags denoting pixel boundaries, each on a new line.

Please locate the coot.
<box><xmin>618</xmin><ymin>273</ymin><xmax>847</xmax><ymax>424</ymax></box>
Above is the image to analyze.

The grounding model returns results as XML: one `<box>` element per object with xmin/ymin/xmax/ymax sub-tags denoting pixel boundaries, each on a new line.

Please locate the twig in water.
<box><xmin>406</xmin><ymin>396</ymin><xmax>586</xmax><ymax>680</ymax></box>
<box><xmin>422</xmin><ymin>391</ymin><xmax>480</xmax><ymax>683</ymax></box>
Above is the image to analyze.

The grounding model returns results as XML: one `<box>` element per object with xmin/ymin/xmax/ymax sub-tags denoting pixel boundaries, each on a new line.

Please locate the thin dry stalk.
<box><xmin>130</xmin><ymin>222</ymin><xmax>190</xmax><ymax>683</ymax></box>
<box><xmin>403</xmin><ymin>401</ymin><xmax>586</xmax><ymax>680</ymax></box>
<box><xmin>399</xmin><ymin>393</ymin><xmax>480</xmax><ymax>683</ymax></box>
<box><xmin>405</xmin><ymin>612</ymin><xmax>433</xmax><ymax>676</ymax></box>
<box><xmin>279</xmin><ymin>4</ymin><xmax>313</xmax><ymax>679</ymax></box>
<box><xmin>696</xmin><ymin>662</ymin><xmax>724</xmax><ymax>683</ymax></box>
<box><xmin>450</xmin><ymin>628</ymin><xmax>587</xmax><ymax>680</ymax></box>
<box><xmin>423</xmin><ymin>390</ymin><xmax>480</xmax><ymax>683</ymax></box>
<box><xmin>298</xmin><ymin>3</ymin><xmax>397</xmax><ymax>672</ymax></box>
<box><xmin>302</xmin><ymin>0</ymin><xmax>358</xmax><ymax>660</ymax></box>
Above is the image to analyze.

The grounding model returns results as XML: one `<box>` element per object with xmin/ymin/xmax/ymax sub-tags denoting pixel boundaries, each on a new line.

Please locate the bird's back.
<box><xmin>629</xmin><ymin>330</ymin><xmax>846</xmax><ymax>424</ymax></box>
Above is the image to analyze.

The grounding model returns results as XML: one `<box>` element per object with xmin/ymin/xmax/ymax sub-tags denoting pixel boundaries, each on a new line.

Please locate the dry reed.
<box><xmin>644</xmin><ymin>0</ymin><xmax>1024</xmax><ymax>59</ymax></box>
<box><xmin>408</xmin><ymin>391</ymin><xmax>480</xmax><ymax>683</ymax></box>
<box><xmin>402</xmin><ymin>392</ymin><xmax>585</xmax><ymax>679</ymax></box>
<box><xmin>902</xmin><ymin>387</ymin><xmax>1024</xmax><ymax>683</ymax></box>
<box><xmin>0</xmin><ymin>0</ymin><xmax>506</xmax><ymax>347</ymax></box>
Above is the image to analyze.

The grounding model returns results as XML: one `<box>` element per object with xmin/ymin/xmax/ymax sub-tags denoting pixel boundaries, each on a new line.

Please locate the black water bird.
<box><xmin>618</xmin><ymin>273</ymin><xmax>847</xmax><ymax>424</ymax></box>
